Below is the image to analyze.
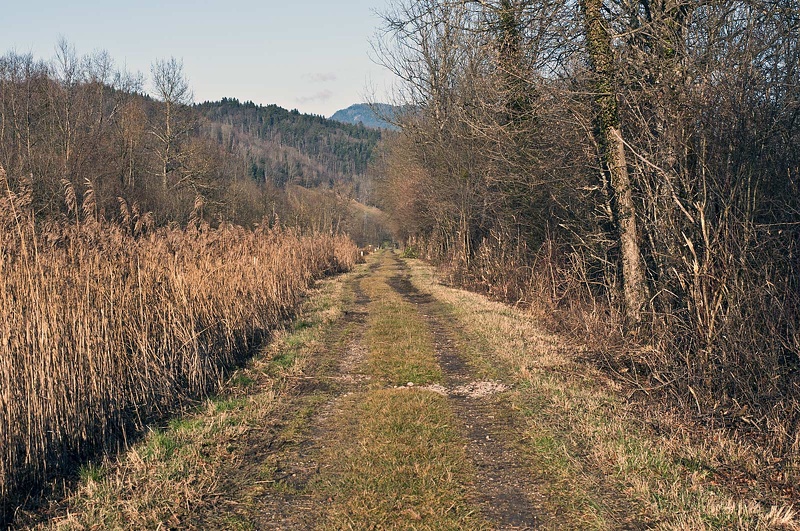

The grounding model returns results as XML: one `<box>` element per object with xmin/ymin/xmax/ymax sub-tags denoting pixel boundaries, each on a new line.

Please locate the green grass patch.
<box><xmin>317</xmin><ymin>388</ymin><xmax>487</xmax><ymax>530</ymax></box>
<box><xmin>167</xmin><ymin>417</ymin><xmax>204</xmax><ymax>433</ymax></box>
<box><xmin>78</xmin><ymin>462</ymin><xmax>105</xmax><ymax>484</ymax></box>
<box><xmin>212</xmin><ymin>396</ymin><xmax>248</xmax><ymax>413</ymax></box>
<box><xmin>293</xmin><ymin>319</ymin><xmax>313</xmax><ymax>331</ymax></box>
<box><xmin>228</xmin><ymin>372</ymin><xmax>256</xmax><ymax>388</ymax></box>
<box><xmin>401</xmin><ymin>245</ymin><xmax>418</xmax><ymax>258</ymax></box>
<box><xmin>141</xmin><ymin>429</ymin><xmax>180</xmax><ymax>462</ymax></box>
<box><xmin>271</xmin><ymin>350</ymin><xmax>297</xmax><ymax>370</ymax></box>
<box><xmin>362</xmin><ymin>266</ymin><xmax>442</xmax><ymax>386</ymax></box>
<box><xmin>221</xmin><ymin>514</ymin><xmax>256</xmax><ymax>530</ymax></box>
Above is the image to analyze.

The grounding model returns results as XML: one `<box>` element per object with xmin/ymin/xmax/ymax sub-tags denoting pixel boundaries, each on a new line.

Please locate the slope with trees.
<box><xmin>196</xmin><ymin>98</ymin><xmax>383</xmax><ymax>201</ymax></box>
<box><xmin>0</xmin><ymin>45</ymin><xmax>389</xmax><ymax>234</ymax></box>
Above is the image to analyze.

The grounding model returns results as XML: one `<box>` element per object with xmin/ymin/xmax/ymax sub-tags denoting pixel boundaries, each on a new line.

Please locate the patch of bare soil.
<box><xmin>387</xmin><ymin>259</ymin><xmax>548</xmax><ymax>530</ymax></box>
<box><xmin>412</xmin><ymin>381</ymin><xmax>509</xmax><ymax>398</ymax></box>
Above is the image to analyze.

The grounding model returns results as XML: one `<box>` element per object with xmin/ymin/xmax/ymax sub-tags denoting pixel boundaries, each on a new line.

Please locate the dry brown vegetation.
<box><xmin>408</xmin><ymin>258</ymin><xmax>799</xmax><ymax>529</ymax></box>
<box><xmin>13</xmin><ymin>253</ymin><xmax>488</xmax><ymax>530</ymax></box>
<box><xmin>0</xmin><ymin>169</ymin><xmax>357</xmax><ymax>518</ymax></box>
<box><xmin>376</xmin><ymin>0</ymin><xmax>800</xmax><ymax>470</ymax></box>
<box><xmin>14</xmin><ymin>250</ymin><xmax>796</xmax><ymax>528</ymax></box>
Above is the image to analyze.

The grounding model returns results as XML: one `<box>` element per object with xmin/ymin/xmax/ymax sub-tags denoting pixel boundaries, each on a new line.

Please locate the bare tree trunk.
<box><xmin>163</xmin><ymin>100</ymin><xmax>171</xmax><ymax>189</ymax></box>
<box><xmin>580</xmin><ymin>0</ymin><xmax>647</xmax><ymax>325</ymax></box>
<box><xmin>608</xmin><ymin>126</ymin><xmax>647</xmax><ymax>324</ymax></box>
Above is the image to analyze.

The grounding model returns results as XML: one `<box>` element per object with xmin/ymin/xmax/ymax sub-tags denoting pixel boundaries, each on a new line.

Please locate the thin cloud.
<box><xmin>302</xmin><ymin>72</ymin><xmax>337</xmax><ymax>83</ymax></box>
<box><xmin>296</xmin><ymin>90</ymin><xmax>333</xmax><ymax>104</ymax></box>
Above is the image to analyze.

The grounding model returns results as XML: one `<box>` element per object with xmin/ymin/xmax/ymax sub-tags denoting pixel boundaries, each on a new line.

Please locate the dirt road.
<box><xmin>21</xmin><ymin>251</ymin><xmax>795</xmax><ymax>530</ymax></box>
<box><xmin>194</xmin><ymin>251</ymin><xmax>549</xmax><ymax>529</ymax></box>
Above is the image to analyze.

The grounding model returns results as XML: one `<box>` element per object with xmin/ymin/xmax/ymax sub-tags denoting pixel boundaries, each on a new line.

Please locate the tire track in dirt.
<box><xmin>190</xmin><ymin>273</ymin><xmax>373</xmax><ymax>530</ymax></box>
<box><xmin>195</xmin><ymin>256</ymin><xmax>548</xmax><ymax>529</ymax></box>
<box><xmin>386</xmin><ymin>257</ymin><xmax>548</xmax><ymax>530</ymax></box>
<box><xmin>255</xmin><ymin>273</ymin><xmax>375</xmax><ymax>530</ymax></box>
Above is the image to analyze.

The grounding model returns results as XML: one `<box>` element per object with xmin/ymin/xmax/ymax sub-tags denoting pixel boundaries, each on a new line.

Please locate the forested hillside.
<box><xmin>197</xmin><ymin>99</ymin><xmax>383</xmax><ymax>199</ymax></box>
<box><xmin>0</xmin><ymin>46</ymin><xmax>385</xmax><ymax>232</ymax></box>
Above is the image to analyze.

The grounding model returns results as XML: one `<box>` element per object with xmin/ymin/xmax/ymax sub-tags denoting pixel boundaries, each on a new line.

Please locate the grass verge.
<box><xmin>13</xmin><ymin>269</ymin><xmax>349</xmax><ymax>530</ymax></box>
<box><xmin>406</xmin><ymin>257</ymin><xmax>799</xmax><ymax>530</ymax></box>
<box><xmin>360</xmin><ymin>257</ymin><xmax>442</xmax><ymax>386</ymax></box>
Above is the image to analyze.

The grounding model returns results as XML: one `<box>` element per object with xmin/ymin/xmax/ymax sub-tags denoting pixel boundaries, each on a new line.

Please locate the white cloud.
<box><xmin>295</xmin><ymin>90</ymin><xmax>333</xmax><ymax>104</ymax></box>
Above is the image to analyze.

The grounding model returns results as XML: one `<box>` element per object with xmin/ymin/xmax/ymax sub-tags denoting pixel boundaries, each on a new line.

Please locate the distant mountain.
<box><xmin>330</xmin><ymin>104</ymin><xmax>400</xmax><ymax>131</ymax></box>
<box><xmin>196</xmin><ymin>98</ymin><xmax>382</xmax><ymax>201</ymax></box>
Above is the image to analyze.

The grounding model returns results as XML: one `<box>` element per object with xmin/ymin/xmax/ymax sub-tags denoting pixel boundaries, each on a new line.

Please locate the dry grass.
<box><xmin>0</xmin><ymin>174</ymin><xmax>357</xmax><ymax>518</ymax></box>
<box><xmin>360</xmin><ymin>262</ymin><xmax>442</xmax><ymax>386</ymax></box>
<box><xmin>12</xmin><ymin>272</ymin><xmax>349</xmax><ymax>530</ymax></box>
<box><xmin>449</xmin><ymin>230</ymin><xmax>800</xmax><ymax>467</ymax></box>
<box><xmin>317</xmin><ymin>388</ymin><xmax>486</xmax><ymax>531</ymax></box>
<box><xmin>407</xmin><ymin>257</ymin><xmax>800</xmax><ymax>530</ymax></box>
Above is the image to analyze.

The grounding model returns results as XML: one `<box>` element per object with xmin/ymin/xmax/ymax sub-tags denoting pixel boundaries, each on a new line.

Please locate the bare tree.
<box><xmin>377</xmin><ymin>0</ymin><xmax>800</xmax><ymax>452</ymax></box>
<box><xmin>150</xmin><ymin>57</ymin><xmax>193</xmax><ymax>190</ymax></box>
<box><xmin>53</xmin><ymin>38</ymin><xmax>80</xmax><ymax>176</ymax></box>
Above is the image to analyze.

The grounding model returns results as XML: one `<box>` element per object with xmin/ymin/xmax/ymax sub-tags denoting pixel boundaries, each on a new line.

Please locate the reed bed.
<box><xmin>0</xmin><ymin>178</ymin><xmax>357</xmax><ymax>514</ymax></box>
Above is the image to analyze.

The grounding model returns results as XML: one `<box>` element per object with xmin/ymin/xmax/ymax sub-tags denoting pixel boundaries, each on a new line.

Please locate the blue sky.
<box><xmin>1</xmin><ymin>0</ymin><xmax>395</xmax><ymax>116</ymax></box>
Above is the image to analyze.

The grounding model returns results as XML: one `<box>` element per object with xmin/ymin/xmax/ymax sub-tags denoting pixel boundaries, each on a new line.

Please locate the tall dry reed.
<box><xmin>0</xmin><ymin>174</ymin><xmax>357</xmax><ymax>515</ymax></box>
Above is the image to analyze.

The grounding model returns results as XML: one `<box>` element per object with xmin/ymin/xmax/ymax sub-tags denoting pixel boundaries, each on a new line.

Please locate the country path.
<box><xmin>194</xmin><ymin>250</ymin><xmax>550</xmax><ymax>530</ymax></box>
<box><xmin>22</xmin><ymin>250</ymin><xmax>773</xmax><ymax>530</ymax></box>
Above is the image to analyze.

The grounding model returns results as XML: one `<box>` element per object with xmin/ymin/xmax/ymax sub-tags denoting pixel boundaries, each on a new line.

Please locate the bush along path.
<box><xmin>16</xmin><ymin>251</ymin><xmax>799</xmax><ymax>529</ymax></box>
